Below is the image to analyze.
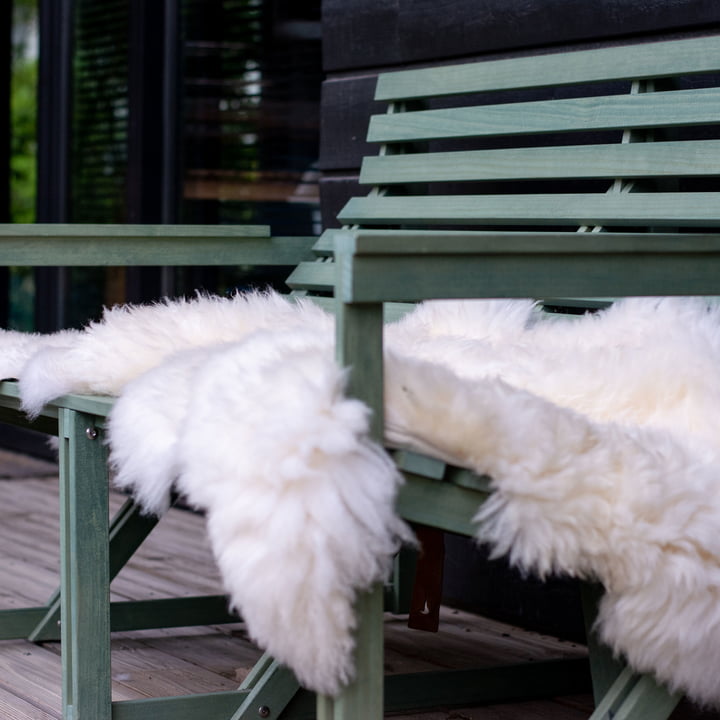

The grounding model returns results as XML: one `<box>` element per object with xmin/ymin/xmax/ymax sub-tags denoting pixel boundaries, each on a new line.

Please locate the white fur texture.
<box><xmin>0</xmin><ymin>327</ymin><xmax>81</xmax><ymax>382</ymax></box>
<box><xmin>107</xmin><ymin>325</ymin><xmax>411</xmax><ymax>694</ymax></box>
<box><xmin>7</xmin><ymin>292</ymin><xmax>720</xmax><ymax>703</ymax></box>
<box><xmin>17</xmin><ymin>291</ymin><xmax>332</xmax><ymax>417</ymax></box>
<box><xmin>385</xmin><ymin>297</ymin><xmax>720</xmax><ymax>706</ymax></box>
<box><xmin>176</xmin><ymin>329</ymin><xmax>412</xmax><ymax>694</ymax></box>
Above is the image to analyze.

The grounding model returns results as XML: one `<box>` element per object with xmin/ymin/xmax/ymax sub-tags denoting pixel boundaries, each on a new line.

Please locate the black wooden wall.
<box><xmin>319</xmin><ymin>0</ymin><xmax>720</xmax><ymax>229</ymax></box>
<box><xmin>318</xmin><ymin>0</ymin><xmax>720</xmax><ymax>638</ymax></box>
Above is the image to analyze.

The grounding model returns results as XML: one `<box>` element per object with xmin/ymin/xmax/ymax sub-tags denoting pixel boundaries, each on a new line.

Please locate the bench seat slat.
<box><xmin>375</xmin><ymin>35</ymin><xmax>720</xmax><ymax>101</ymax></box>
<box><xmin>367</xmin><ymin>88</ymin><xmax>720</xmax><ymax>143</ymax></box>
<box><xmin>360</xmin><ymin>140</ymin><xmax>720</xmax><ymax>185</ymax></box>
<box><xmin>338</xmin><ymin>193</ymin><xmax>720</xmax><ymax>227</ymax></box>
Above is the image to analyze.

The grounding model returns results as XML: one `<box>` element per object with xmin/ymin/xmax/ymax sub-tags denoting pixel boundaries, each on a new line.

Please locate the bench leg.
<box><xmin>229</xmin><ymin>653</ymin><xmax>300</xmax><ymax>720</ymax></box>
<box><xmin>581</xmin><ymin>582</ymin><xmax>625</xmax><ymax>703</ymax></box>
<box><xmin>317</xmin><ymin>584</ymin><xmax>385</xmax><ymax>720</ymax></box>
<box><xmin>583</xmin><ymin>584</ymin><xmax>682</xmax><ymax>720</ymax></box>
<box><xmin>59</xmin><ymin>407</ymin><xmax>112</xmax><ymax>720</ymax></box>
<box><xmin>589</xmin><ymin>665</ymin><xmax>681</xmax><ymax>720</ymax></box>
<box><xmin>26</xmin><ymin>496</ymin><xmax>159</xmax><ymax>642</ymax></box>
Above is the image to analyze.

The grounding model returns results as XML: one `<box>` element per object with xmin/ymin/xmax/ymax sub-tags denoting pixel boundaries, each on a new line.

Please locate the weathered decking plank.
<box><xmin>0</xmin><ymin>458</ymin><xmax>712</xmax><ymax>719</ymax></box>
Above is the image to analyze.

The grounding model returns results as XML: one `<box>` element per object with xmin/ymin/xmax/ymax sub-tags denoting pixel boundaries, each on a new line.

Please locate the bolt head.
<box><xmin>258</xmin><ymin>706</ymin><xmax>271</xmax><ymax>718</ymax></box>
<box><xmin>85</xmin><ymin>427</ymin><xmax>98</xmax><ymax>440</ymax></box>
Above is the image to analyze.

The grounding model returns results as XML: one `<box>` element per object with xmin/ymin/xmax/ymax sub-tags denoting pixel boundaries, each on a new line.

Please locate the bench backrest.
<box><xmin>288</xmin><ymin>33</ymin><xmax>720</xmax><ymax>299</ymax></box>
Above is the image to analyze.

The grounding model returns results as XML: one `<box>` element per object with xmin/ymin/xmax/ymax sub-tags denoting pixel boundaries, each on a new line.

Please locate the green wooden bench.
<box><xmin>289</xmin><ymin>31</ymin><xmax>720</xmax><ymax>720</ymax></box>
<box><xmin>2</xmin><ymin>29</ymin><xmax>720</xmax><ymax>720</ymax></box>
<box><xmin>0</xmin><ymin>224</ymin><xmax>321</xmax><ymax>719</ymax></box>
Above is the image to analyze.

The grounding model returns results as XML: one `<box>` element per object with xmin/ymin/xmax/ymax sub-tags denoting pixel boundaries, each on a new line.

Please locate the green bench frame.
<box><xmin>2</xmin><ymin>29</ymin><xmax>720</xmax><ymax>720</ymax></box>
<box><xmin>302</xmin><ymin>31</ymin><xmax>720</xmax><ymax>720</ymax></box>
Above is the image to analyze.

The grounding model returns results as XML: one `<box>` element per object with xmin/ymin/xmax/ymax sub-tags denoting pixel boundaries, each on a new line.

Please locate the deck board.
<box><xmin>0</xmin><ymin>455</ymin><xmax>715</xmax><ymax>718</ymax></box>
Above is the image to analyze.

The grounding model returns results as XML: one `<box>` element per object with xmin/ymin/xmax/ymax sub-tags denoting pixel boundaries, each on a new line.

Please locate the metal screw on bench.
<box><xmin>258</xmin><ymin>707</ymin><xmax>271</xmax><ymax>718</ymax></box>
<box><xmin>85</xmin><ymin>427</ymin><xmax>98</xmax><ymax>440</ymax></box>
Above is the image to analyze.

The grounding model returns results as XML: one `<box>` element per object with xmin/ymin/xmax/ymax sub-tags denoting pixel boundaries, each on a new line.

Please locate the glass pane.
<box><xmin>179</xmin><ymin>0</ymin><xmax>322</xmax><ymax>295</ymax></box>
<box><xmin>9</xmin><ymin>0</ymin><xmax>38</xmax><ymax>330</ymax></box>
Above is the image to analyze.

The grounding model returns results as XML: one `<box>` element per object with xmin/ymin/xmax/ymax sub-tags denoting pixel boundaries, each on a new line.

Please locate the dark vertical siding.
<box><xmin>320</xmin><ymin>0</ymin><xmax>720</xmax><ymax>229</ymax></box>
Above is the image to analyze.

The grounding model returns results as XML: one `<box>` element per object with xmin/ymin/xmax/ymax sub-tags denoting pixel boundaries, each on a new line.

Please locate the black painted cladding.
<box><xmin>322</xmin><ymin>0</ymin><xmax>720</xmax><ymax>72</ymax></box>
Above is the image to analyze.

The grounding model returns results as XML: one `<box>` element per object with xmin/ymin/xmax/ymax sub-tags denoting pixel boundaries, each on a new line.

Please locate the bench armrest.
<box><xmin>0</xmin><ymin>224</ymin><xmax>316</xmax><ymax>267</ymax></box>
<box><xmin>333</xmin><ymin>228</ymin><xmax>720</xmax><ymax>302</ymax></box>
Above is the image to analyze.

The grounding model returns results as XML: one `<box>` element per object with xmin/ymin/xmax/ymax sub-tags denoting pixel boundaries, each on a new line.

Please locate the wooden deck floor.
<box><xmin>0</xmin><ymin>449</ymin><xmax>716</xmax><ymax>720</ymax></box>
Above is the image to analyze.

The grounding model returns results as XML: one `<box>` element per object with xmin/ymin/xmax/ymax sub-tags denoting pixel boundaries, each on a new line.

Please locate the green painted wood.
<box><xmin>111</xmin><ymin>688</ymin><xmax>317</xmax><ymax>720</ymax></box>
<box><xmin>317</xmin><ymin>585</ymin><xmax>385</xmax><ymax>720</ymax></box>
<box><xmin>109</xmin><ymin>596</ymin><xmax>238</xmax><ymax>633</ymax></box>
<box><xmin>338</xmin><ymin>192</ymin><xmax>720</xmax><ymax>227</ymax></box>
<box><xmin>0</xmin><ymin>382</ymin><xmax>114</xmax><ymax>419</ymax></box>
<box><xmin>444</xmin><ymin>465</ymin><xmax>492</xmax><ymax>493</ymax></box>
<box><xmin>59</xmin><ymin>408</ymin><xmax>112</xmax><ymax>720</ymax></box>
<box><xmin>392</xmin><ymin>449</ymin><xmax>446</xmax><ymax>480</ymax></box>
<box><xmin>31</xmin><ymin>498</ymin><xmax>159</xmax><ymax>641</ymax></box>
<box><xmin>0</xmin><ymin>223</ymin><xmax>271</xmax><ymax>238</ymax></box>
<box><xmin>286</xmin><ymin>260</ymin><xmax>335</xmax><ymax>292</ymax></box>
<box><xmin>238</xmin><ymin>652</ymin><xmax>275</xmax><ymax>691</ymax></box>
<box><xmin>231</xmin><ymin>658</ymin><xmax>299</xmax><ymax>720</ymax></box>
<box><xmin>396</xmin><ymin>474</ymin><xmax>482</xmax><ymax>536</ymax></box>
<box><xmin>334</xmin><ymin>301</ymin><xmax>384</xmax><ymax>437</ymax></box>
<box><xmin>0</xmin><ymin>381</ymin><xmax>53</xmax><ymax>415</ymax></box>
<box><xmin>0</xmin><ymin>607</ymin><xmax>52</xmax><ymax>640</ymax></box>
<box><xmin>25</xmin><ymin>603</ymin><xmax>61</xmax><ymax>643</ymax></box>
<box><xmin>0</xmin><ymin>231</ymin><xmax>314</xmax><ymax>267</ymax></box>
<box><xmin>360</xmin><ymin>139</ymin><xmax>720</xmax><ymax>185</ymax></box>
<box><xmin>337</xmin><ymin>251</ymin><xmax>720</xmax><ymax>303</ymax></box>
<box><xmin>324</xmin><ymin>296</ymin><xmax>387</xmax><ymax>719</ymax></box>
<box><xmin>27</xmin><ymin>596</ymin><xmax>238</xmax><ymax>642</ymax></box>
<box><xmin>110</xmin><ymin>692</ymin><xmax>249</xmax><ymax>720</ymax></box>
<box><xmin>309</xmin><ymin>232</ymin><xmax>336</xmax><ymax>256</ymax></box>
<box><xmin>585</xmin><ymin>665</ymin><xmax>680</xmax><ymax>720</ymax></box>
<box><xmin>32</xmin><ymin>496</ymin><xmax>161</xmax><ymax>640</ymax></box>
<box><xmin>367</xmin><ymin>87</ymin><xmax>720</xmax><ymax>142</ymax></box>
<box><xmin>107</xmin><ymin>498</ymin><xmax>160</xmax><ymax>576</ymax></box>
<box><xmin>375</xmin><ymin>35</ymin><xmax>720</xmax><ymax>100</ymax></box>
<box><xmin>612</xmin><ymin>675</ymin><xmax>681</xmax><ymax>720</ymax></box>
<box><xmin>580</xmin><ymin>583</ymin><xmax>625</xmax><ymax>706</ymax></box>
<box><xmin>385</xmin><ymin>658</ymin><xmax>591</xmax><ymax>711</ymax></box>
<box><xmin>388</xmin><ymin>546</ymin><xmax>419</xmax><ymax>615</ymax></box>
<box><xmin>45</xmin><ymin>392</ymin><xmax>114</xmax><ymax>418</ymax></box>
<box><xmin>333</xmin><ymin>228</ymin><xmax>720</xmax><ymax>255</ymax></box>
<box><xmin>589</xmin><ymin>666</ymin><xmax>639</xmax><ymax>719</ymax></box>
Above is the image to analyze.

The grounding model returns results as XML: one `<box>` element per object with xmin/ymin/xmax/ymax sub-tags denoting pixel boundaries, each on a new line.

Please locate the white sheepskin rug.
<box><xmin>4</xmin><ymin>291</ymin><xmax>720</xmax><ymax>706</ymax></box>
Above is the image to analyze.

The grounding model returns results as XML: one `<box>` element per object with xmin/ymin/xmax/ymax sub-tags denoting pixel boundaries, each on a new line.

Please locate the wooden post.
<box><xmin>59</xmin><ymin>408</ymin><xmax>111</xmax><ymax>719</ymax></box>
<box><xmin>317</xmin><ymin>295</ymin><xmax>386</xmax><ymax>719</ymax></box>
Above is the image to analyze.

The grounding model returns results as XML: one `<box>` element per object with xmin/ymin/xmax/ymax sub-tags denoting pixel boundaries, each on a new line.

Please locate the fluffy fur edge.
<box><xmin>384</xmin><ymin>350</ymin><xmax>720</xmax><ymax>707</ymax></box>
<box><xmin>107</xmin><ymin>326</ymin><xmax>414</xmax><ymax>695</ymax></box>
<box><xmin>18</xmin><ymin>291</ymin><xmax>333</xmax><ymax>416</ymax></box>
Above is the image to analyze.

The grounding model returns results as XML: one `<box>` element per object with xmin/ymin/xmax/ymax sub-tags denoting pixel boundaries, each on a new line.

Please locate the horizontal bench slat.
<box><xmin>338</xmin><ymin>193</ymin><xmax>720</xmax><ymax>227</ymax></box>
<box><xmin>375</xmin><ymin>35</ymin><xmax>720</xmax><ymax>101</ymax></box>
<box><xmin>360</xmin><ymin>139</ymin><xmax>720</xmax><ymax>185</ymax></box>
<box><xmin>0</xmin><ymin>223</ymin><xmax>271</xmax><ymax>239</ymax></box>
<box><xmin>334</xmin><ymin>229</ymin><xmax>720</xmax><ymax>255</ymax></box>
<box><xmin>337</xmin><ymin>251</ymin><xmax>720</xmax><ymax>302</ymax></box>
<box><xmin>367</xmin><ymin>88</ymin><xmax>720</xmax><ymax>143</ymax></box>
<box><xmin>286</xmin><ymin>260</ymin><xmax>335</xmax><ymax>291</ymax></box>
<box><xmin>0</xmin><ymin>232</ymin><xmax>315</xmax><ymax>267</ymax></box>
<box><xmin>334</xmin><ymin>233</ymin><xmax>720</xmax><ymax>302</ymax></box>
